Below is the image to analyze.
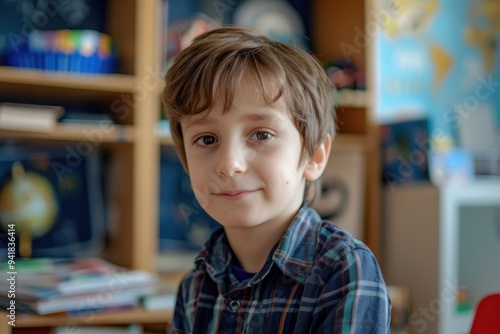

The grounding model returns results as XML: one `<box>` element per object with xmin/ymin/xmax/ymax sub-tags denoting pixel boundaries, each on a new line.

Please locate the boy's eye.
<box><xmin>251</xmin><ymin>131</ymin><xmax>272</xmax><ymax>141</ymax></box>
<box><xmin>195</xmin><ymin>136</ymin><xmax>218</xmax><ymax>146</ymax></box>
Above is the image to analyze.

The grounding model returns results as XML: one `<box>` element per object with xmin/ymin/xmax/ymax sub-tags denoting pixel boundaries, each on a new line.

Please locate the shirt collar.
<box><xmin>194</xmin><ymin>227</ymin><xmax>231</xmax><ymax>282</ymax></box>
<box><xmin>272</xmin><ymin>203</ymin><xmax>321</xmax><ymax>285</ymax></box>
<box><xmin>194</xmin><ymin>203</ymin><xmax>321</xmax><ymax>286</ymax></box>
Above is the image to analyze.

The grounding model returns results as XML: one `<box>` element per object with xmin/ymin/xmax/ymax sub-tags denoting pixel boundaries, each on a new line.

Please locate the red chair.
<box><xmin>469</xmin><ymin>293</ymin><xmax>500</xmax><ymax>333</ymax></box>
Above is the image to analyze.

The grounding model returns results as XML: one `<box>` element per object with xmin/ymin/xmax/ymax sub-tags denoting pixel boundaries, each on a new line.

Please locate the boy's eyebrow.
<box><xmin>183</xmin><ymin>110</ymin><xmax>285</xmax><ymax>132</ymax></box>
<box><xmin>182</xmin><ymin>116</ymin><xmax>216</xmax><ymax>132</ymax></box>
<box><xmin>241</xmin><ymin>112</ymin><xmax>281</xmax><ymax>123</ymax></box>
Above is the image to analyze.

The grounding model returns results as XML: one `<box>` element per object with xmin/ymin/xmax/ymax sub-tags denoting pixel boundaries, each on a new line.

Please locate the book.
<box><xmin>141</xmin><ymin>292</ymin><xmax>176</xmax><ymax>311</ymax></box>
<box><xmin>4</xmin><ymin>288</ymin><xmax>148</xmax><ymax>315</ymax></box>
<box><xmin>53</xmin><ymin>325</ymin><xmax>143</xmax><ymax>334</ymax></box>
<box><xmin>0</xmin><ymin>258</ymin><xmax>156</xmax><ymax>297</ymax></box>
<box><xmin>20</xmin><ymin>259</ymin><xmax>154</xmax><ymax>296</ymax></box>
<box><xmin>0</xmin><ymin>102</ymin><xmax>64</xmax><ymax>132</ymax></box>
<box><xmin>0</xmin><ymin>257</ymin><xmax>158</xmax><ymax>315</ymax></box>
<box><xmin>140</xmin><ymin>272</ymin><xmax>182</xmax><ymax>311</ymax></box>
<box><xmin>59</xmin><ymin>111</ymin><xmax>114</xmax><ymax>125</ymax></box>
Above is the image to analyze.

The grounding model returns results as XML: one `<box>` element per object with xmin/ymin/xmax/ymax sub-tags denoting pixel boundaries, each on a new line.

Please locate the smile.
<box><xmin>214</xmin><ymin>190</ymin><xmax>257</xmax><ymax>200</ymax></box>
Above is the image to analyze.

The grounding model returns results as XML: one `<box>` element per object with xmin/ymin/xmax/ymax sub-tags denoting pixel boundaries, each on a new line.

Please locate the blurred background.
<box><xmin>0</xmin><ymin>0</ymin><xmax>498</xmax><ymax>333</ymax></box>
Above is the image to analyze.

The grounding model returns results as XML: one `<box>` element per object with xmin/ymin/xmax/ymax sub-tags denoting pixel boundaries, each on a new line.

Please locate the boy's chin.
<box><xmin>218</xmin><ymin>218</ymin><xmax>261</xmax><ymax>229</ymax></box>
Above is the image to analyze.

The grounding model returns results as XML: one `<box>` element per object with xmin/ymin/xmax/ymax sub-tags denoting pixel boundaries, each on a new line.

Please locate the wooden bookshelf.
<box><xmin>0</xmin><ymin>0</ymin><xmax>161</xmax><ymax>269</ymax></box>
<box><xmin>0</xmin><ymin>1</ymin><xmax>160</xmax><ymax>333</ymax></box>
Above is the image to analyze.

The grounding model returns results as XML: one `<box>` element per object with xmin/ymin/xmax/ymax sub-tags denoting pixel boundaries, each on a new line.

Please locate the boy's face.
<box><xmin>180</xmin><ymin>83</ymin><xmax>310</xmax><ymax>231</ymax></box>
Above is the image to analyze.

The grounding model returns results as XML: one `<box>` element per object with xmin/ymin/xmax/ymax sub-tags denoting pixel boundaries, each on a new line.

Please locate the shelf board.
<box><xmin>14</xmin><ymin>308</ymin><xmax>172</xmax><ymax>328</ymax></box>
<box><xmin>0</xmin><ymin>66</ymin><xmax>136</xmax><ymax>93</ymax></box>
<box><xmin>332</xmin><ymin>134</ymin><xmax>368</xmax><ymax>150</ymax></box>
<box><xmin>0</xmin><ymin>123</ymin><xmax>135</xmax><ymax>143</ymax></box>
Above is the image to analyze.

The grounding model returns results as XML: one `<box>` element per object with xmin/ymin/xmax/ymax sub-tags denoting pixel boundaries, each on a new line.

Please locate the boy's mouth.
<box><xmin>215</xmin><ymin>189</ymin><xmax>258</xmax><ymax>200</ymax></box>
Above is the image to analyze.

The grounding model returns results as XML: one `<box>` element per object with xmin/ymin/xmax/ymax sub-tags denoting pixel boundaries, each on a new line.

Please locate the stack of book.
<box><xmin>140</xmin><ymin>271</ymin><xmax>184</xmax><ymax>312</ymax></box>
<box><xmin>0</xmin><ymin>102</ymin><xmax>64</xmax><ymax>133</ymax></box>
<box><xmin>0</xmin><ymin>257</ymin><xmax>159</xmax><ymax>315</ymax></box>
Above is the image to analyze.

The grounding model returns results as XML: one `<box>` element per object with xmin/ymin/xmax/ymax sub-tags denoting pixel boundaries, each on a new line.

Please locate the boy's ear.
<box><xmin>304</xmin><ymin>134</ymin><xmax>332</xmax><ymax>181</ymax></box>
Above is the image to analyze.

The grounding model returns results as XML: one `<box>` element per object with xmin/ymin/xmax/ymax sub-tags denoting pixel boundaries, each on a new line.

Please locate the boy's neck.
<box><xmin>225</xmin><ymin>226</ymin><xmax>286</xmax><ymax>273</ymax></box>
<box><xmin>224</xmin><ymin>211</ymin><xmax>299</xmax><ymax>273</ymax></box>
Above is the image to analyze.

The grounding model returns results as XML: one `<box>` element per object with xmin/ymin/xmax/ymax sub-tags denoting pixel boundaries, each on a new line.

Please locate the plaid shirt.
<box><xmin>169</xmin><ymin>205</ymin><xmax>391</xmax><ymax>333</ymax></box>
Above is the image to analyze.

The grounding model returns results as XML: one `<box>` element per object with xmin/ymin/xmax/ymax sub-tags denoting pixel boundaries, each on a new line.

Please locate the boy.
<box><xmin>163</xmin><ymin>26</ymin><xmax>391</xmax><ymax>333</ymax></box>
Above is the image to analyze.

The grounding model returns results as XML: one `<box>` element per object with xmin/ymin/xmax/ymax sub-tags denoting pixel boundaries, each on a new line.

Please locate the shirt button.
<box><xmin>229</xmin><ymin>300</ymin><xmax>241</xmax><ymax>311</ymax></box>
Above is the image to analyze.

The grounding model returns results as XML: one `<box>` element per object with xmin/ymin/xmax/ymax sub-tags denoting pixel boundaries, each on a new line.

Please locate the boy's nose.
<box><xmin>216</xmin><ymin>143</ymin><xmax>247</xmax><ymax>177</ymax></box>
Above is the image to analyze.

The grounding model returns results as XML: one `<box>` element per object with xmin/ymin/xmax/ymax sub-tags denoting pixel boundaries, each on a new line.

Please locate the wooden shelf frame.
<box><xmin>1</xmin><ymin>309</ymin><xmax>171</xmax><ymax>333</ymax></box>
<box><xmin>127</xmin><ymin>0</ymin><xmax>162</xmax><ymax>272</ymax></box>
<box><xmin>313</xmin><ymin>0</ymin><xmax>381</xmax><ymax>259</ymax></box>
<box><xmin>0</xmin><ymin>66</ymin><xmax>136</xmax><ymax>93</ymax></box>
<box><xmin>0</xmin><ymin>124</ymin><xmax>135</xmax><ymax>143</ymax></box>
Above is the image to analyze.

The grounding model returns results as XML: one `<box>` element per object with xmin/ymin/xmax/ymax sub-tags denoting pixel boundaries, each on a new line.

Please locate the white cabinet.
<box><xmin>383</xmin><ymin>180</ymin><xmax>500</xmax><ymax>334</ymax></box>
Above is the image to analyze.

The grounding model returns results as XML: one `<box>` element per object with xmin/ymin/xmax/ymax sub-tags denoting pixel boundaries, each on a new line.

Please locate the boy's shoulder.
<box><xmin>315</xmin><ymin>219</ymin><xmax>368</xmax><ymax>259</ymax></box>
<box><xmin>283</xmin><ymin>205</ymin><xmax>368</xmax><ymax>257</ymax></box>
<box><xmin>296</xmin><ymin>211</ymin><xmax>383</xmax><ymax>290</ymax></box>
<box><xmin>312</xmin><ymin>219</ymin><xmax>375</xmax><ymax>275</ymax></box>
<box><xmin>274</xmin><ymin>206</ymin><xmax>374</xmax><ymax>282</ymax></box>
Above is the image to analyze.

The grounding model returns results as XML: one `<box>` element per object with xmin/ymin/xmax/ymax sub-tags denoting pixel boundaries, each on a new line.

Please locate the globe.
<box><xmin>0</xmin><ymin>162</ymin><xmax>58</xmax><ymax>242</ymax></box>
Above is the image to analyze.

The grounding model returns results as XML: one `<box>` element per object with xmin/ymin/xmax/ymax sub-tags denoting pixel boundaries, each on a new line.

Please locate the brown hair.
<box><xmin>163</xmin><ymin>26</ymin><xmax>336</xmax><ymax>185</ymax></box>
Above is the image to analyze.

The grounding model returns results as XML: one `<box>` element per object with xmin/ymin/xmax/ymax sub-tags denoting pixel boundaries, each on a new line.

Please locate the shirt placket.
<box><xmin>218</xmin><ymin>287</ymin><xmax>244</xmax><ymax>334</ymax></box>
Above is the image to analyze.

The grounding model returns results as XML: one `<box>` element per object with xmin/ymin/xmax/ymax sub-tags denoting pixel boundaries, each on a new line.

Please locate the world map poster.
<box><xmin>375</xmin><ymin>0</ymin><xmax>500</xmax><ymax>151</ymax></box>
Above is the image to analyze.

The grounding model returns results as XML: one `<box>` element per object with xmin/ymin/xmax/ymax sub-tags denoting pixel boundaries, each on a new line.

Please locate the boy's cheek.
<box><xmin>193</xmin><ymin>186</ymin><xmax>210</xmax><ymax>208</ymax></box>
<box><xmin>190</xmin><ymin>173</ymin><xmax>227</xmax><ymax>208</ymax></box>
